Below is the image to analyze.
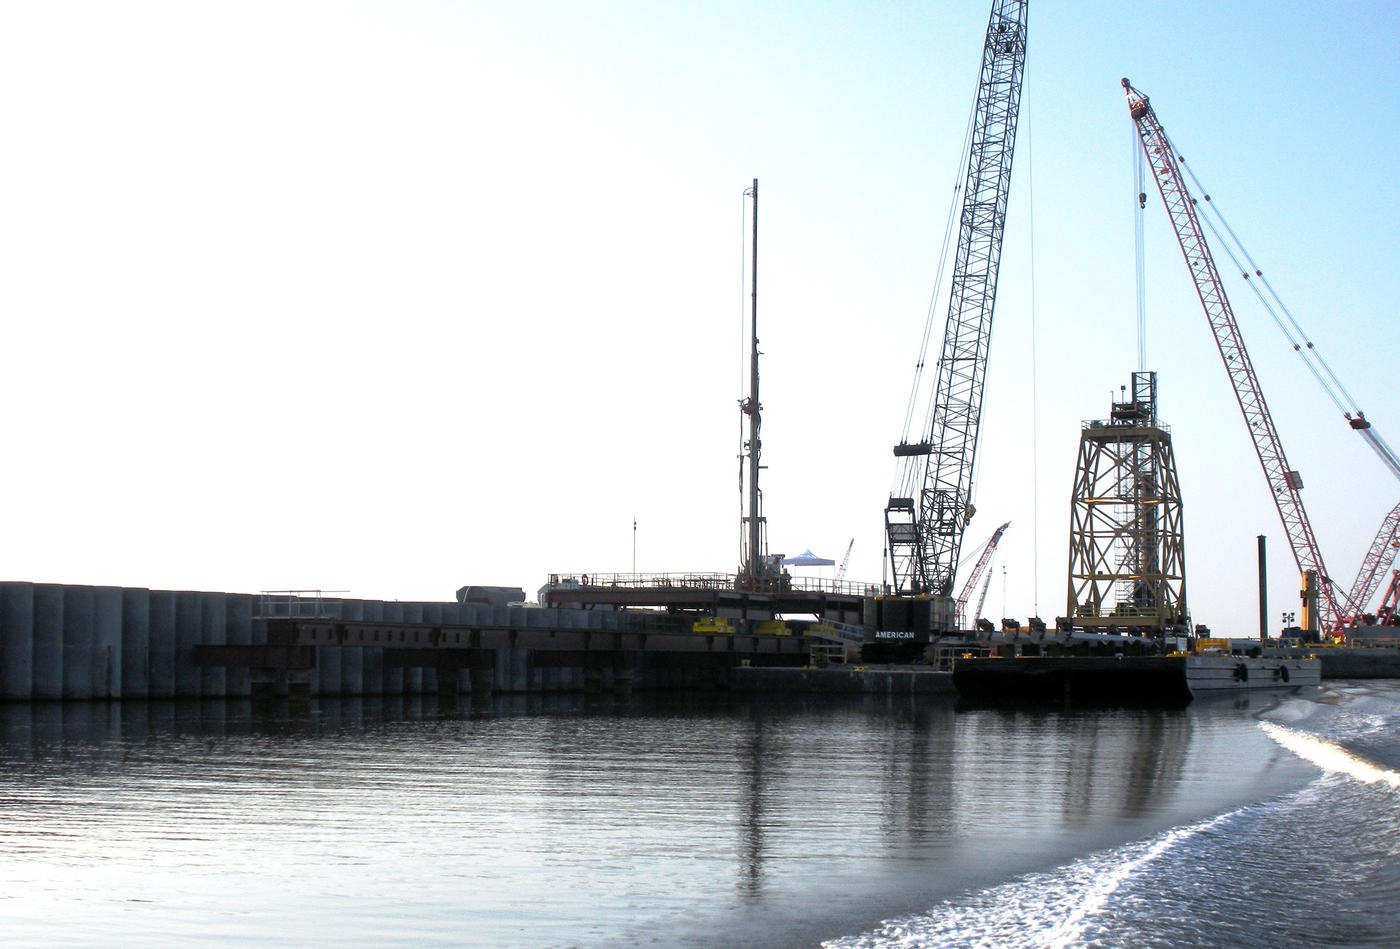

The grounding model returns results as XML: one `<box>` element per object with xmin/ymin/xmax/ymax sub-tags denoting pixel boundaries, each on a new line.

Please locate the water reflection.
<box><xmin>0</xmin><ymin>692</ymin><xmax>1281</xmax><ymax>949</ymax></box>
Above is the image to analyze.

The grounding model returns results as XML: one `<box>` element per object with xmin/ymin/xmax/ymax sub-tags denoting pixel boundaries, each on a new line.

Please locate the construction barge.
<box><xmin>952</xmin><ymin>653</ymin><xmax>1320</xmax><ymax>707</ymax></box>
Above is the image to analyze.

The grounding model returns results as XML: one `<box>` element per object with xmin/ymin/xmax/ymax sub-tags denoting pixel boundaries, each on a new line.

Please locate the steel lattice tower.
<box><xmin>1065</xmin><ymin>372</ymin><xmax>1189</xmax><ymax>636</ymax></box>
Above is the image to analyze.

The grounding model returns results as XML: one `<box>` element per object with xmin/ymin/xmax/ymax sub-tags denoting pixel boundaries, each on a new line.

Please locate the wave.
<box><xmin>823</xmin><ymin>811</ymin><xmax>1238</xmax><ymax>949</ymax></box>
<box><xmin>1259</xmin><ymin>721</ymin><xmax>1400</xmax><ymax>789</ymax></box>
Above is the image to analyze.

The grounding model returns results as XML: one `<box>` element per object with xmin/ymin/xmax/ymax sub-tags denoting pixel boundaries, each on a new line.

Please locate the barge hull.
<box><xmin>953</xmin><ymin>655</ymin><xmax>1319</xmax><ymax>707</ymax></box>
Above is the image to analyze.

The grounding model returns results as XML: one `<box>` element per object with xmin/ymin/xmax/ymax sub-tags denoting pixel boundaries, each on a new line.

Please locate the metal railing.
<box><xmin>546</xmin><ymin>572</ymin><xmax>877</xmax><ymax>598</ymax></box>
<box><xmin>257</xmin><ymin>590</ymin><xmax>348</xmax><ymax>619</ymax></box>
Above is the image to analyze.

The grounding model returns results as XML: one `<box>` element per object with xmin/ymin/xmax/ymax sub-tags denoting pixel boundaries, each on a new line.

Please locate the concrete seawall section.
<box><xmin>3</xmin><ymin>581</ymin><xmax>829</xmax><ymax>702</ymax></box>
<box><xmin>0</xmin><ymin>581</ymin><xmax>602</xmax><ymax>702</ymax></box>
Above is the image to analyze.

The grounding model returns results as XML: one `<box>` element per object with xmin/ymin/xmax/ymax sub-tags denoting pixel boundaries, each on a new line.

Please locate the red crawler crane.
<box><xmin>954</xmin><ymin>521</ymin><xmax>1010</xmax><ymax>629</ymax></box>
<box><xmin>1122</xmin><ymin>79</ymin><xmax>1346</xmax><ymax>632</ymax></box>
<box><xmin>1374</xmin><ymin>570</ymin><xmax>1400</xmax><ymax>627</ymax></box>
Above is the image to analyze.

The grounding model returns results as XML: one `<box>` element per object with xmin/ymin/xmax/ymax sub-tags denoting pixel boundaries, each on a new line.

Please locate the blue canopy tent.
<box><xmin>782</xmin><ymin>549</ymin><xmax>835</xmax><ymax>567</ymax></box>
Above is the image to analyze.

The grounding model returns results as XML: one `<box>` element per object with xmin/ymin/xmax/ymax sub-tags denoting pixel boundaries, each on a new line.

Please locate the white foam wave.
<box><xmin>1260</xmin><ymin>722</ymin><xmax>1400</xmax><ymax>789</ymax></box>
<box><xmin>824</xmin><ymin>813</ymin><xmax>1235</xmax><ymax>949</ymax></box>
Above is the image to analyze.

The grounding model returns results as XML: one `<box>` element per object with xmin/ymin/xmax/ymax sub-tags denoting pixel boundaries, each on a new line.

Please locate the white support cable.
<box><xmin>1133</xmin><ymin>125</ymin><xmax>1147</xmax><ymax>373</ymax></box>
<box><xmin>895</xmin><ymin>86</ymin><xmax>980</xmax><ymax>486</ymax></box>
<box><xmin>737</xmin><ymin>188</ymin><xmax>749</xmax><ymax>567</ymax></box>
<box><xmin>1029</xmin><ymin>102</ymin><xmax>1041</xmax><ymax>617</ymax></box>
<box><xmin>1175</xmin><ymin>151</ymin><xmax>1365</xmax><ymax>416</ymax></box>
<box><xmin>1169</xmin><ymin>138</ymin><xmax>1400</xmax><ymax>493</ymax></box>
<box><xmin>1193</xmin><ymin>208</ymin><xmax>1347</xmax><ymax>413</ymax></box>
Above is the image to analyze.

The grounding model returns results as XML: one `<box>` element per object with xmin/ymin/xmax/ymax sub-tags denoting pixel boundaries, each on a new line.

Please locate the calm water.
<box><xmin>1</xmin><ymin>682</ymin><xmax>1396</xmax><ymax>946</ymax></box>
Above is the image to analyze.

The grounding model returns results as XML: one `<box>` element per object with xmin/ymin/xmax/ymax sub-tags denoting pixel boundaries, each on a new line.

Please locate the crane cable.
<box><xmin>1160</xmin><ymin>133</ymin><xmax>1400</xmax><ymax>483</ymax></box>
<box><xmin>893</xmin><ymin>73</ymin><xmax>981</xmax><ymax>500</ymax></box>
<box><xmin>737</xmin><ymin>187</ymin><xmax>750</xmax><ymax>566</ymax></box>
<box><xmin>1133</xmin><ymin>125</ymin><xmax>1148</xmax><ymax>372</ymax></box>
<box><xmin>1028</xmin><ymin>97</ymin><xmax>1040</xmax><ymax>618</ymax></box>
<box><xmin>1181</xmin><ymin>164</ymin><xmax>1400</xmax><ymax>482</ymax></box>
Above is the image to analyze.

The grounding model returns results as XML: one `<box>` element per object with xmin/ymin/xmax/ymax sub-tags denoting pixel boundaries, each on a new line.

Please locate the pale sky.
<box><xmin>2</xmin><ymin>1</ymin><xmax>1396</xmax><ymax>636</ymax></box>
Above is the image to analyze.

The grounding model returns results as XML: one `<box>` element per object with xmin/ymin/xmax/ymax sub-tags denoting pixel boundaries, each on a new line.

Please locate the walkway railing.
<box><xmin>257</xmin><ymin>590</ymin><xmax>348</xmax><ymax>619</ymax></box>
<box><xmin>546</xmin><ymin>572</ymin><xmax>877</xmax><ymax>598</ymax></box>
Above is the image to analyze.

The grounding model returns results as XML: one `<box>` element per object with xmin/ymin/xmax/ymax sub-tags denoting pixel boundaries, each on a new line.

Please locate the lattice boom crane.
<box><xmin>1122</xmin><ymin>78</ymin><xmax>1345</xmax><ymax>630</ymax></box>
<box><xmin>886</xmin><ymin>0</ymin><xmax>1027</xmax><ymax>604</ymax></box>
<box><xmin>955</xmin><ymin>521</ymin><xmax>1010</xmax><ymax>628</ymax></box>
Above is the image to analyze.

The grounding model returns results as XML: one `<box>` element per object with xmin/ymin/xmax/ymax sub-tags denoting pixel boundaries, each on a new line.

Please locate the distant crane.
<box><xmin>883</xmin><ymin>0</ymin><xmax>1027</xmax><ymax>639</ymax></box>
<box><xmin>973</xmin><ymin>568</ymin><xmax>997</xmax><ymax>630</ymax></box>
<box><xmin>1122</xmin><ymin>79</ymin><xmax>1346</xmax><ymax>632</ymax></box>
<box><xmin>1376</xmin><ymin>570</ymin><xmax>1400</xmax><ymax>626</ymax></box>
<box><xmin>834</xmin><ymin>539</ymin><xmax>855</xmax><ymax>585</ymax></box>
<box><xmin>954</xmin><ymin>521</ymin><xmax>1010</xmax><ymax>629</ymax></box>
<box><xmin>1346</xmin><ymin>502</ymin><xmax>1400</xmax><ymax>624</ymax></box>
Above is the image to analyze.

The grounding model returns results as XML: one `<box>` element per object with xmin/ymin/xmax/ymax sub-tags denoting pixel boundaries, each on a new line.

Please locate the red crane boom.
<box><xmin>1345</xmin><ymin>501</ymin><xmax>1400</xmax><ymax>624</ymax></box>
<box><xmin>1122</xmin><ymin>79</ymin><xmax>1345</xmax><ymax>630</ymax></box>
<box><xmin>954</xmin><ymin>521</ymin><xmax>1010</xmax><ymax>628</ymax></box>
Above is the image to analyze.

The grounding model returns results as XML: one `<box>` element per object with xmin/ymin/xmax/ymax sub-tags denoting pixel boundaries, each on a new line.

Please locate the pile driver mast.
<box><xmin>739</xmin><ymin>178</ymin><xmax>776</xmax><ymax>588</ymax></box>
<box><xmin>1121</xmin><ymin>79</ymin><xmax>1344</xmax><ymax>630</ymax></box>
<box><xmin>885</xmin><ymin>0</ymin><xmax>1027</xmax><ymax>618</ymax></box>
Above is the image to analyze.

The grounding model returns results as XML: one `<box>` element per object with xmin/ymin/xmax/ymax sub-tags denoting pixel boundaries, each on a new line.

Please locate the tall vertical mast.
<box><xmin>741</xmin><ymin>179</ymin><xmax>766</xmax><ymax>581</ymax></box>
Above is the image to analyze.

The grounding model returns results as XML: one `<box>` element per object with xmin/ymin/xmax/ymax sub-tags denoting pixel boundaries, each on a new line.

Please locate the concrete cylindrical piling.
<box><xmin>121</xmin><ymin>588</ymin><xmax>150</xmax><ymax>699</ymax></box>
<box><xmin>614</xmin><ymin>653</ymin><xmax>637</xmax><ymax>698</ymax></box>
<box><xmin>94</xmin><ymin>587</ymin><xmax>123</xmax><ymax>700</ymax></box>
<box><xmin>62</xmin><ymin>585</ymin><xmax>95</xmax><ymax>701</ymax></box>
<box><xmin>402</xmin><ymin>603</ymin><xmax>425</xmax><ymax>695</ymax></box>
<box><xmin>148</xmin><ymin>591</ymin><xmax>177</xmax><ymax>699</ymax></box>
<box><xmin>361</xmin><ymin>599</ymin><xmax>385</xmax><ymax>696</ymax></box>
<box><xmin>199</xmin><ymin>594</ymin><xmax>227</xmax><ymax>699</ymax></box>
<box><xmin>33</xmin><ymin>584</ymin><xmax>64</xmax><ymax>701</ymax></box>
<box><xmin>421</xmin><ymin>603</ymin><xmax>445</xmax><ymax>695</ymax></box>
<box><xmin>469</xmin><ymin>658</ymin><xmax>494</xmax><ymax>711</ymax></box>
<box><xmin>0</xmin><ymin>582</ymin><xmax>36</xmax><ymax>702</ymax></box>
<box><xmin>382</xmin><ymin>601</ymin><xmax>406</xmax><ymax>695</ymax></box>
<box><xmin>174</xmin><ymin>592</ymin><xmax>202</xmax><ymax>698</ymax></box>
<box><xmin>340</xmin><ymin>600</ymin><xmax>365</xmax><ymax>696</ymax></box>
<box><xmin>225</xmin><ymin>594</ymin><xmax>254</xmax><ymax>698</ymax></box>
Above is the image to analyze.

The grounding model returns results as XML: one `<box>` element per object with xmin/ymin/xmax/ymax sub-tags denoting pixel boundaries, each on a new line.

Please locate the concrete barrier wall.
<box><xmin>0</xmin><ymin>581</ymin><xmax>673</xmax><ymax>702</ymax></box>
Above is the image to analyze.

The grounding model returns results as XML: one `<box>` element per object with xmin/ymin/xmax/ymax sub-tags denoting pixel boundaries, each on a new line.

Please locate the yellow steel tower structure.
<box><xmin>1065</xmin><ymin>371</ymin><xmax>1189</xmax><ymax>636</ymax></box>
